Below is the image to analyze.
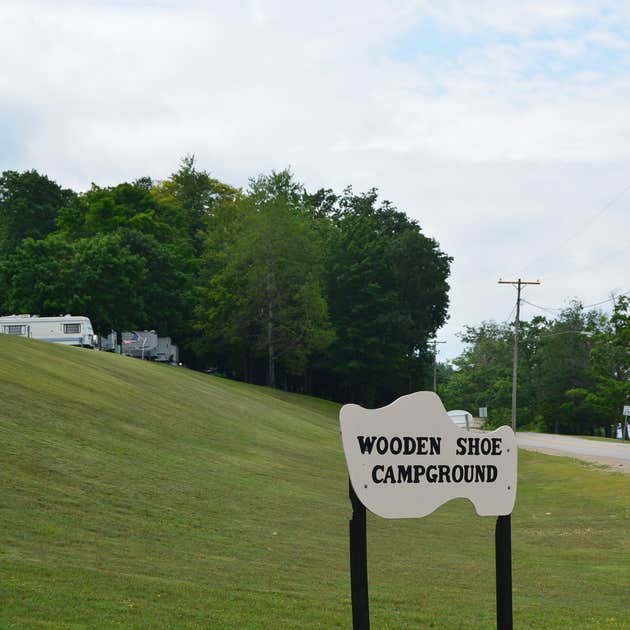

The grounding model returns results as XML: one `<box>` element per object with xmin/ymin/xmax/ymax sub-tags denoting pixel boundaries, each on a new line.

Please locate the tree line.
<box><xmin>440</xmin><ymin>299</ymin><xmax>630</xmax><ymax>437</ymax></box>
<box><xmin>0</xmin><ymin>158</ymin><xmax>452</xmax><ymax>407</ymax></box>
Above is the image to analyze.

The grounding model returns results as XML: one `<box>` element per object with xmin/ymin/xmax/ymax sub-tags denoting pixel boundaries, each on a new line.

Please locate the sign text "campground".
<box><xmin>358</xmin><ymin>435</ymin><xmax>504</xmax><ymax>485</ymax></box>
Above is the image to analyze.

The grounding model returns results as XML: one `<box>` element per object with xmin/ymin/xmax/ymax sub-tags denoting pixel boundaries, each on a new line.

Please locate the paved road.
<box><xmin>517</xmin><ymin>432</ymin><xmax>630</xmax><ymax>472</ymax></box>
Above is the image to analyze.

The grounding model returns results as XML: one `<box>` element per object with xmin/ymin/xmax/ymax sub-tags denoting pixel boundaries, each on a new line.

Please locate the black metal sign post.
<box><xmin>495</xmin><ymin>514</ymin><xmax>513</xmax><ymax>630</ymax></box>
<box><xmin>348</xmin><ymin>491</ymin><xmax>514</xmax><ymax>629</ymax></box>
<box><xmin>349</xmin><ymin>479</ymin><xmax>370</xmax><ymax>630</ymax></box>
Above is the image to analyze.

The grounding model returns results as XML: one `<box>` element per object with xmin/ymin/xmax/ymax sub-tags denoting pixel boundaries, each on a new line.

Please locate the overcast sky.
<box><xmin>2</xmin><ymin>0</ymin><xmax>629</xmax><ymax>360</ymax></box>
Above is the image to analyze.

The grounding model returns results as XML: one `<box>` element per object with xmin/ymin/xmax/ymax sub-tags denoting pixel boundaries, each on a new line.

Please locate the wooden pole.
<box><xmin>499</xmin><ymin>279</ymin><xmax>540</xmax><ymax>431</ymax></box>
<box><xmin>430</xmin><ymin>339</ymin><xmax>446</xmax><ymax>393</ymax></box>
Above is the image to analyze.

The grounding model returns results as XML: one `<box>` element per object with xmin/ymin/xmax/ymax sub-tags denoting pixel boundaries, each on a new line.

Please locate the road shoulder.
<box><xmin>517</xmin><ymin>439</ymin><xmax>630</xmax><ymax>474</ymax></box>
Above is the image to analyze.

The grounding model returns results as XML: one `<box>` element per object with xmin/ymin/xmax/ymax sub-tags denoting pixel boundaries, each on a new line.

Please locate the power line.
<box><xmin>504</xmin><ymin>303</ymin><xmax>517</xmax><ymax>323</ymax></box>
<box><xmin>539</xmin><ymin>329</ymin><xmax>594</xmax><ymax>339</ymax></box>
<box><xmin>584</xmin><ymin>297</ymin><xmax>617</xmax><ymax>308</ymax></box>
<box><xmin>518</xmin><ymin>181</ymin><xmax>630</xmax><ymax>276</ymax></box>
<box><xmin>520</xmin><ymin>299</ymin><xmax>558</xmax><ymax>315</ymax></box>
<box><xmin>518</xmin><ymin>290</ymin><xmax>630</xmax><ymax>314</ymax></box>
<box><xmin>583</xmin><ymin>291</ymin><xmax>630</xmax><ymax>309</ymax></box>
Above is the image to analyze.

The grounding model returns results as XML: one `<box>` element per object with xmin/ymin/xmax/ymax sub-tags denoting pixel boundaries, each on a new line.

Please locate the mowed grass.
<box><xmin>0</xmin><ymin>336</ymin><xmax>629</xmax><ymax>629</ymax></box>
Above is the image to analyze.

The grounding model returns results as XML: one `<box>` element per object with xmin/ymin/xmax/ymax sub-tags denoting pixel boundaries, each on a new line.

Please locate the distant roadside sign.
<box><xmin>479</xmin><ymin>407</ymin><xmax>488</xmax><ymax>418</ymax></box>
<box><xmin>623</xmin><ymin>406</ymin><xmax>630</xmax><ymax>417</ymax></box>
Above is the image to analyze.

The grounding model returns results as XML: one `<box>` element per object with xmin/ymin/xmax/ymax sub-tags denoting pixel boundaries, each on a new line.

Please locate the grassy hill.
<box><xmin>0</xmin><ymin>336</ymin><xmax>629</xmax><ymax>629</ymax></box>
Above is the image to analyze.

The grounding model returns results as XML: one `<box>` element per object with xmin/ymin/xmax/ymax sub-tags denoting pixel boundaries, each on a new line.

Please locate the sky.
<box><xmin>1</xmin><ymin>0</ymin><xmax>629</xmax><ymax>361</ymax></box>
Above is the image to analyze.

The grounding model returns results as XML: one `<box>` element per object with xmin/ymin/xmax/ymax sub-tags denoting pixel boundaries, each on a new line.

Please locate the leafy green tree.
<box><xmin>434</xmin><ymin>361</ymin><xmax>455</xmax><ymax>396</ymax></box>
<box><xmin>440</xmin><ymin>317</ymin><xmax>549</xmax><ymax>429</ymax></box>
<box><xmin>5</xmin><ymin>233</ymin><xmax>146</xmax><ymax>332</ymax></box>
<box><xmin>53</xmin><ymin>179</ymin><xmax>197</xmax><ymax>341</ymax></box>
<box><xmin>196</xmin><ymin>170</ymin><xmax>333</xmax><ymax>387</ymax></box>
<box><xmin>0</xmin><ymin>170</ymin><xmax>74</xmax><ymax>257</ymax></box>
<box><xmin>319</xmin><ymin>188</ymin><xmax>451</xmax><ymax>406</ymax></box>
<box><xmin>442</xmin><ymin>303</ymin><xmax>615</xmax><ymax>434</ymax></box>
<box><xmin>111</xmin><ymin>230</ymin><xmax>191</xmax><ymax>336</ymax></box>
<box><xmin>585</xmin><ymin>296</ymin><xmax>630</xmax><ymax>438</ymax></box>
<box><xmin>535</xmin><ymin>303</ymin><xmax>599</xmax><ymax>434</ymax></box>
<box><xmin>151</xmin><ymin>155</ymin><xmax>240</xmax><ymax>256</ymax></box>
<box><xmin>56</xmin><ymin>182</ymin><xmax>177</xmax><ymax>245</ymax></box>
<box><xmin>5</xmin><ymin>222</ymin><xmax>188</xmax><ymax>336</ymax></box>
<box><xmin>441</xmin><ymin>322</ymin><xmax>514</xmax><ymax>427</ymax></box>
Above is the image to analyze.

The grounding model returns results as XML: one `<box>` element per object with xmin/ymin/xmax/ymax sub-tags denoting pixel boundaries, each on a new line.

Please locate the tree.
<box><xmin>107</xmin><ymin>230</ymin><xmax>191</xmax><ymax>336</ymax></box>
<box><xmin>586</xmin><ymin>296</ymin><xmax>630</xmax><ymax>438</ymax></box>
<box><xmin>319</xmin><ymin>188</ymin><xmax>451</xmax><ymax>406</ymax></box>
<box><xmin>5</xmin><ymin>230</ymin><xmax>189</xmax><ymax>336</ymax></box>
<box><xmin>195</xmin><ymin>170</ymin><xmax>333</xmax><ymax>387</ymax></box>
<box><xmin>4</xmin><ymin>233</ymin><xmax>147</xmax><ymax>332</ymax></box>
<box><xmin>535</xmin><ymin>303</ymin><xmax>599</xmax><ymax>434</ymax></box>
<box><xmin>52</xmin><ymin>180</ymin><xmax>196</xmax><ymax>340</ymax></box>
<box><xmin>441</xmin><ymin>322</ymin><xmax>514</xmax><ymax>427</ymax></box>
<box><xmin>151</xmin><ymin>155</ymin><xmax>240</xmax><ymax>256</ymax></box>
<box><xmin>56</xmin><ymin>182</ymin><xmax>177</xmax><ymax>245</ymax></box>
<box><xmin>0</xmin><ymin>170</ymin><xmax>74</xmax><ymax>257</ymax></box>
<box><xmin>441</xmin><ymin>303</ymin><xmax>619</xmax><ymax>435</ymax></box>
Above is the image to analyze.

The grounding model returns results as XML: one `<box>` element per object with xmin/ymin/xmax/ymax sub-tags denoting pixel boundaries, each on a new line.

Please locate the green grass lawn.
<box><xmin>1</xmin><ymin>336</ymin><xmax>629</xmax><ymax>629</ymax></box>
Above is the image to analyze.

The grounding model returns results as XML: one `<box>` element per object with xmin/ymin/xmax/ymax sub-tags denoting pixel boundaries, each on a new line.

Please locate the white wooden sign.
<box><xmin>340</xmin><ymin>391</ymin><xmax>517</xmax><ymax>519</ymax></box>
<box><xmin>623</xmin><ymin>406</ymin><xmax>630</xmax><ymax>417</ymax></box>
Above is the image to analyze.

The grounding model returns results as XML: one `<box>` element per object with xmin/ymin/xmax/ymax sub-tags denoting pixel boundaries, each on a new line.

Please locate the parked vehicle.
<box><xmin>154</xmin><ymin>336</ymin><xmax>179</xmax><ymax>364</ymax></box>
<box><xmin>101</xmin><ymin>330</ymin><xmax>179</xmax><ymax>364</ymax></box>
<box><xmin>121</xmin><ymin>330</ymin><xmax>159</xmax><ymax>359</ymax></box>
<box><xmin>0</xmin><ymin>314</ymin><xmax>95</xmax><ymax>347</ymax></box>
<box><xmin>99</xmin><ymin>331</ymin><xmax>117</xmax><ymax>352</ymax></box>
<box><xmin>447</xmin><ymin>409</ymin><xmax>473</xmax><ymax>430</ymax></box>
<box><xmin>446</xmin><ymin>409</ymin><xmax>486</xmax><ymax>430</ymax></box>
<box><xmin>0</xmin><ymin>317</ymin><xmax>179</xmax><ymax>363</ymax></box>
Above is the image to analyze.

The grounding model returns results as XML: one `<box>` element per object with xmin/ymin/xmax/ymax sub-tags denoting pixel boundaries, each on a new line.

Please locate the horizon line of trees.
<box><xmin>0</xmin><ymin>158</ymin><xmax>452</xmax><ymax>407</ymax></box>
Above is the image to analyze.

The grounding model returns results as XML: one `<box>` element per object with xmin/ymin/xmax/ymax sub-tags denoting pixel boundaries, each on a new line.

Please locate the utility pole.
<box><xmin>498</xmin><ymin>279</ymin><xmax>540</xmax><ymax>432</ymax></box>
<box><xmin>430</xmin><ymin>339</ymin><xmax>446</xmax><ymax>393</ymax></box>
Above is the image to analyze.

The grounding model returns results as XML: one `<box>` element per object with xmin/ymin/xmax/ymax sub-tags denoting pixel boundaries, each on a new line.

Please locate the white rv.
<box><xmin>447</xmin><ymin>409</ymin><xmax>474</xmax><ymax>430</ymax></box>
<box><xmin>0</xmin><ymin>314</ymin><xmax>95</xmax><ymax>347</ymax></box>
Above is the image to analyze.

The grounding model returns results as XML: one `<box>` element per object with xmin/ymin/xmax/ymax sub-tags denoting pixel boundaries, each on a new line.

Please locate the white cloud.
<box><xmin>1</xmin><ymin>0</ymin><xmax>629</xmax><ymax>359</ymax></box>
<box><xmin>424</xmin><ymin>0</ymin><xmax>602</xmax><ymax>36</ymax></box>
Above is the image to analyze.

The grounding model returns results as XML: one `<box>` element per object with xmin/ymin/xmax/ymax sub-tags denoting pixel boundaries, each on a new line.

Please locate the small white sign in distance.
<box><xmin>479</xmin><ymin>407</ymin><xmax>488</xmax><ymax>418</ymax></box>
<box><xmin>623</xmin><ymin>406</ymin><xmax>630</xmax><ymax>417</ymax></box>
<box><xmin>340</xmin><ymin>391</ymin><xmax>517</xmax><ymax>519</ymax></box>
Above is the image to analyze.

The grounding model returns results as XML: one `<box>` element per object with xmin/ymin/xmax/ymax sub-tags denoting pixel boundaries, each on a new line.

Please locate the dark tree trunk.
<box><xmin>266</xmin><ymin>274</ymin><xmax>276</xmax><ymax>388</ymax></box>
<box><xmin>267</xmin><ymin>318</ymin><xmax>275</xmax><ymax>388</ymax></box>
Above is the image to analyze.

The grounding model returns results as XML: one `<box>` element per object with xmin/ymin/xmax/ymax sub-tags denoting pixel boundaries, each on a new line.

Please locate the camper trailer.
<box><xmin>101</xmin><ymin>330</ymin><xmax>179</xmax><ymax>364</ymax></box>
<box><xmin>99</xmin><ymin>331</ymin><xmax>117</xmax><ymax>352</ymax></box>
<box><xmin>0</xmin><ymin>314</ymin><xmax>95</xmax><ymax>347</ymax></box>
<box><xmin>121</xmin><ymin>330</ymin><xmax>158</xmax><ymax>359</ymax></box>
<box><xmin>447</xmin><ymin>409</ymin><xmax>485</xmax><ymax>430</ymax></box>
<box><xmin>154</xmin><ymin>336</ymin><xmax>179</xmax><ymax>364</ymax></box>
